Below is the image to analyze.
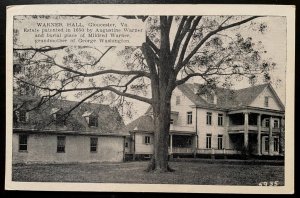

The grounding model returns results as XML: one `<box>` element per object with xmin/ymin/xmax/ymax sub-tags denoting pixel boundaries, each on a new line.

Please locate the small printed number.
<box><xmin>258</xmin><ymin>181</ymin><xmax>279</xmax><ymax>186</ymax></box>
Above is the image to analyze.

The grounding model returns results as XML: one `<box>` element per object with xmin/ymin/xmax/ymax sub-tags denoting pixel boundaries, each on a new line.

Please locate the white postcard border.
<box><xmin>5</xmin><ymin>4</ymin><xmax>295</xmax><ymax>194</ymax></box>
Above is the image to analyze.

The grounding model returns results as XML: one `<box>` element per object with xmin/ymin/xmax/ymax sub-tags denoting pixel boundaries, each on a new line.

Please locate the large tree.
<box><xmin>13</xmin><ymin>15</ymin><xmax>274</xmax><ymax>172</ymax></box>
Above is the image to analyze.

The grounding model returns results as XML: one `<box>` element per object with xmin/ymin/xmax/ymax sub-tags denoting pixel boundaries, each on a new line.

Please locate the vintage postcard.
<box><xmin>5</xmin><ymin>4</ymin><xmax>295</xmax><ymax>194</ymax></box>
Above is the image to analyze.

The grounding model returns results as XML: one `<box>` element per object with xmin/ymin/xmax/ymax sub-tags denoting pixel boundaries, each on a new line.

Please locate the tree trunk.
<box><xmin>145</xmin><ymin>16</ymin><xmax>176</xmax><ymax>172</ymax></box>
<box><xmin>146</xmin><ymin>64</ymin><xmax>177</xmax><ymax>172</ymax></box>
<box><xmin>146</xmin><ymin>95</ymin><xmax>174</xmax><ymax>172</ymax></box>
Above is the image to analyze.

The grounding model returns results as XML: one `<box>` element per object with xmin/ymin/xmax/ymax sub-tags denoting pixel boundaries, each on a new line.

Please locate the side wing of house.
<box><xmin>249</xmin><ymin>85</ymin><xmax>285</xmax><ymax>111</ymax></box>
<box><xmin>134</xmin><ymin>132</ymin><xmax>154</xmax><ymax>155</ymax></box>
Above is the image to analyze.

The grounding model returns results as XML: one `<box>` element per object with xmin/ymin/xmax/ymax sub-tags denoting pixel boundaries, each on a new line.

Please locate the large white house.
<box><xmin>123</xmin><ymin>83</ymin><xmax>285</xmax><ymax>159</ymax></box>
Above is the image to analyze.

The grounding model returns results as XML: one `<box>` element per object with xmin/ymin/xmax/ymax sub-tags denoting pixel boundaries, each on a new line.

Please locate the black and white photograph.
<box><xmin>5</xmin><ymin>4</ymin><xmax>295</xmax><ymax>194</ymax></box>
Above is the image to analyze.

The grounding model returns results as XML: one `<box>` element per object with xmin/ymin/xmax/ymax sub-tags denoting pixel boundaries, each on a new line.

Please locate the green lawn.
<box><xmin>12</xmin><ymin>161</ymin><xmax>284</xmax><ymax>186</ymax></box>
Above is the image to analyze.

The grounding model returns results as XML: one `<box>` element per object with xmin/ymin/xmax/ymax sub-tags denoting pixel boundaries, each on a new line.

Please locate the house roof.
<box><xmin>120</xmin><ymin>115</ymin><xmax>154</xmax><ymax>134</ymax></box>
<box><xmin>229</xmin><ymin>83</ymin><xmax>270</xmax><ymax>107</ymax></box>
<box><xmin>13</xmin><ymin>128</ymin><xmax>126</xmax><ymax>137</ymax></box>
<box><xmin>177</xmin><ymin>83</ymin><xmax>211</xmax><ymax>107</ymax></box>
<box><xmin>13</xmin><ymin>95</ymin><xmax>125</xmax><ymax>134</ymax></box>
<box><xmin>178</xmin><ymin>83</ymin><xmax>283</xmax><ymax>110</ymax></box>
<box><xmin>144</xmin><ymin>82</ymin><xmax>284</xmax><ymax>115</ymax></box>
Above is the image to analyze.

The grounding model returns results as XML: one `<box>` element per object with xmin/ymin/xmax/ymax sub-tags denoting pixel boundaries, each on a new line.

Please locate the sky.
<box><xmin>14</xmin><ymin>16</ymin><xmax>287</xmax><ymax>124</ymax></box>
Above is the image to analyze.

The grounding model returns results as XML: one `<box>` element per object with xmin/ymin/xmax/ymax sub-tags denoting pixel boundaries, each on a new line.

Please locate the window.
<box><xmin>265</xmin><ymin>119</ymin><xmax>270</xmax><ymax>127</ymax></box>
<box><xmin>90</xmin><ymin>137</ymin><xmax>98</xmax><ymax>152</ymax></box>
<box><xmin>89</xmin><ymin>116</ymin><xmax>98</xmax><ymax>127</ymax></box>
<box><xmin>176</xmin><ymin>96</ymin><xmax>181</xmax><ymax>105</ymax></box>
<box><xmin>18</xmin><ymin>110</ymin><xmax>27</xmax><ymax>122</ymax></box>
<box><xmin>206</xmin><ymin>112</ymin><xmax>212</xmax><ymax>125</ymax></box>
<box><xmin>274</xmin><ymin>137</ymin><xmax>279</xmax><ymax>152</ymax></box>
<box><xmin>187</xmin><ymin>112</ymin><xmax>192</xmax><ymax>124</ymax></box>
<box><xmin>218</xmin><ymin>135</ymin><xmax>223</xmax><ymax>149</ymax></box>
<box><xmin>170</xmin><ymin>119</ymin><xmax>174</xmax><ymax>125</ymax></box>
<box><xmin>144</xmin><ymin>136</ymin><xmax>151</xmax><ymax>144</ymax></box>
<box><xmin>125</xmin><ymin>142</ymin><xmax>129</xmax><ymax>148</ymax></box>
<box><xmin>274</xmin><ymin>120</ymin><xmax>279</xmax><ymax>128</ymax></box>
<box><xmin>19</xmin><ymin>134</ymin><xmax>28</xmax><ymax>151</ymax></box>
<box><xmin>218</xmin><ymin>114</ymin><xmax>223</xmax><ymax>126</ymax></box>
<box><xmin>264</xmin><ymin>96</ymin><xmax>269</xmax><ymax>107</ymax></box>
<box><xmin>57</xmin><ymin>136</ymin><xmax>66</xmax><ymax>153</ymax></box>
<box><xmin>264</xmin><ymin>137</ymin><xmax>269</xmax><ymax>152</ymax></box>
<box><xmin>206</xmin><ymin>134</ymin><xmax>212</xmax><ymax>149</ymax></box>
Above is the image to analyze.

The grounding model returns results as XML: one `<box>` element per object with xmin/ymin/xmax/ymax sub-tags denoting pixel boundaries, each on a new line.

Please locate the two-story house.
<box><xmin>123</xmin><ymin>83</ymin><xmax>285</xmax><ymax>160</ymax></box>
<box><xmin>13</xmin><ymin>95</ymin><xmax>126</xmax><ymax>164</ymax></box>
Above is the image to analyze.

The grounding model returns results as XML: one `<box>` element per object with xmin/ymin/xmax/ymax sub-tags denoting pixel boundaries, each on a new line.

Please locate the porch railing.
<box><xmin>228</xmin><ymin>125</ymin><xmax>258</xmax><ymax>131</ymax></box>
<box><xmin>197</xmin><ymin>149</ymin><xmax>241</xmax><ymax>155</ymax></box>
<box><xmin>167</xmin><ymin>147</ymin><xmax>241</xmax><ymax>155</ymax></box>
<box><xmin>229</xmin><ymin>125</ymin><xmax>281</xmax><ymax>133</ymax></box>
<box><xmin>261</xmin><ymin>127</ymin><xmax>280</xmax><ymax>133</ymax></box>
<box><xmin>169</xmin><ymin>125</ymin><xmax>195</xmax><ymax>132</ymax></box>
<box><xmin>169</xmin><ymin>147</ymin><xmax>194</xmax><ymax>154</ymax></box>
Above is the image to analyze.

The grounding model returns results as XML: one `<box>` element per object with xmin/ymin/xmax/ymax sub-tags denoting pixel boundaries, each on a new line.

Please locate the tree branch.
<box><xmin>142</xmin><ymin>42</ymin><xmax>158</xmax><ymax>78</ymax></box>
<box><xmin>177</xmin><ymin>16</ymin><xmax>259</xmax><ymax>73</ymax></box>
<box><xmin>92</xmin><ymin>46</ymin><xmax>114</xmax><ymax>66</ymax></box>
<box><xmin>42</xmin><ymin>54</ymin><xmax>151</xmax><ymax>78</ymax></box>
<box><xmin>175</xmin><ymin>16</ymin><xmax>202</xmax><ymax>73</ymax></box>
<box><xmin>219</xmin><ymin>16</ymin><xmax>233</xmax><ymax>28</ymax></box>
<box><xmin>15</xmin><ymin>76</ymin><xmax>152</xmax><ymax>104</ymax></box>
<box><xmin>171</xmin><ymin>16</ymin><xmax>195</xmax><ymax>59</ymax></box>
<box><xmin>172</xmin><ymin>16</ymin><xmax>188</xmax><ymax>51</ymax></box>
<box><xmin>14</xmin><ymin>46</ymin><xmax>67</xmax><ymax>52</ymax></box>
<box><xmin>146</xmin><ymin>36</ymin><xmax>160</xmax><ymax>55</ymax></box>
<box><xmin>175</xmin><ymin>72</ymin><xmax>205</xmax><ymax>86</ymax></box>
<box><xmin>167</xmin><ymin>16</ymin><xmax>173</xmax><ymax>30</ymax></box>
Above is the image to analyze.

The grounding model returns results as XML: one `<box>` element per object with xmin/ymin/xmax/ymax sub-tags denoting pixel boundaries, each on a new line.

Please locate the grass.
<box><xmin>12</xmin><ymin>161</ymin><xmax>284</xmax><ymax>186</ymax></box>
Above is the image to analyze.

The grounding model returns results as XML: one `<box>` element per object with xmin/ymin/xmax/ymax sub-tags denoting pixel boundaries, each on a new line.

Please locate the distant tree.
<box><xmin>13</xmin><ymin>15</ymin><xmax>274</xmax><ymax>172</ymax></box>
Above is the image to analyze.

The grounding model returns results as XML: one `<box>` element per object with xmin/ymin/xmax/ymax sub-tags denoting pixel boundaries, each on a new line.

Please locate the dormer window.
<box><xmin>82</xmin><ymin>111</ymin><xmax>99</xmax><ymax>127</ymax></box>
<box><xmin>55</xmin><ymin>112</ymin><xmax>65</xmax><ymax>125</ymax></box>
<box><xmin>18</xmin><ymin>110</ymin><xmax>27</xmax><ymax>122</ymax></box>
<box><xmin>51</xmin><ymin>108</ymin><xmax>61</xmax><ymax>119</ymax></box>
<box><xmin>89</xmin><ymin>116</ymin><xmax>98</xmax><ymax>127</ymax></box>
<box><xmin>51</xmin><ymin>108</ymin><xmax>64</xmax><ymax>125</ymax></box>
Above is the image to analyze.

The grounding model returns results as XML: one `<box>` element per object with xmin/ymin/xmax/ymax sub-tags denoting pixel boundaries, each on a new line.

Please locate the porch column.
<box><xmin>170</xmin><ymin>134</ymin><xmax>173</xmax><ymax>154</ymax></box>
<box><xmin>133</xmin><ymin>132</ymin><xmax>136</xmax><ymax>160</ymax></box>
<box><xmin>244</xmin><ymin>112</ymin><xmax>249</xmax><ymax>149</ymax></box>
<box><xmin>257</xmin><ymin>114</ymin><xmax>262</xmax><ymax>155</ymax></box>
<box><xmin>193</xmin><ymin>135</ymin><xmax>197</xmax><ymax>158</ymax></box>
<box><xmin>279</xmin><ymin>117</ymin><xmax>284</xmax><ymax>155</ymax></box>
<box><xmin>269</xmin><ymin>116</ymin><xmax>273</xmax><ymax>155</ymax></box>
<box><xmin>224</xmin><ymin>115</ymin><xmax>230</xmax><ymax>149</ymax></box>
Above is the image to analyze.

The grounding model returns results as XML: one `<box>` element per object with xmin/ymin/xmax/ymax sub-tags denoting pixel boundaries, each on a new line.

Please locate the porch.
<box><xmin>227</xmin><ymin>109</ymin><xmax>284</xmax><ymax>156</ymax></box>
<box><xmin>168</xmin><ymin>133</ymin><xmax>195</xmax><ymax>155</ymax></box>
<box><xmin>167</xmin><ymin>133</ymin><xmax>242</xmax><ymax>155</ymax></box>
